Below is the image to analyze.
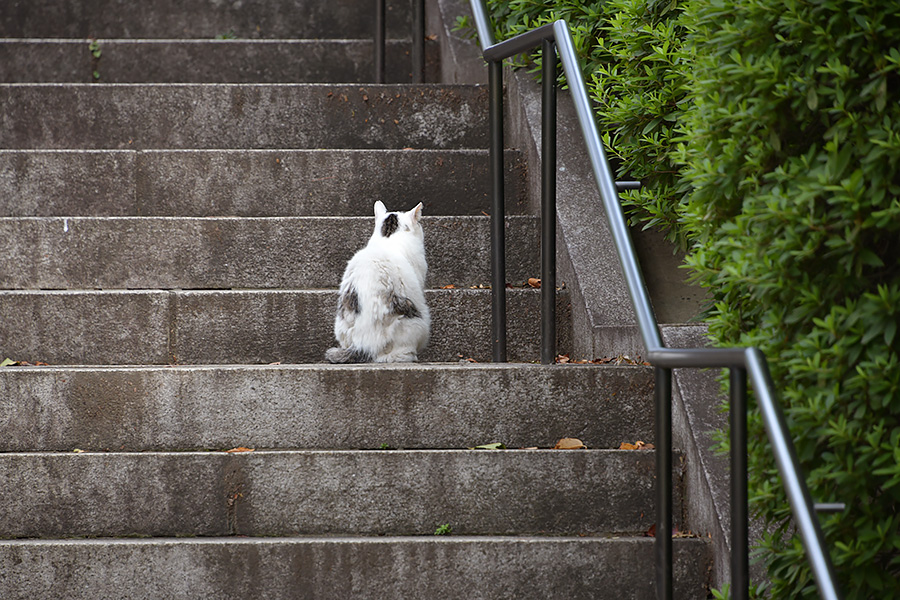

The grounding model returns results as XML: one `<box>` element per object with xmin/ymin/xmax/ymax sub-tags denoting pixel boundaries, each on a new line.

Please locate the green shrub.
<box><xmin>678</xmin><ymin>0</ymin><xmax>900</xmax><ymax>596</ymax></box>
<box><xmin>477</xmin><ymin>0</ymin><xmax>900</xmax><ymax>596</ymax></box>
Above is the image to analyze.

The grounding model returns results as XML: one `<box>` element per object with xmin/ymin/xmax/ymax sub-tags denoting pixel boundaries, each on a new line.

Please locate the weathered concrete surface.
<box><xmin>0</xmin><ymin>288</ymin><xmax>571</xmax><ymax>364</ymax></box>
<box><xmin>0</xmin><ymin>149</ymin><xmax>528</xmax><ymax>216</ymax></box>
<box><xmin>0</xmin><ymin>449</ymin><xmax>674</xmax><ymax>538</ymax></box>
<box><xmin>0</xmin><ymin>216</ymin><xmax>540</xmax><ymax>289</ymax></box>
<box><xmin>0</xmin><ymin>84</ymin><xmax>489</xmax><ymax>150</ymax></box>
<box><xmin>0</xmin><ymin>536</ymin><xmax>710</xmax><ymax>600</ymax></box>
<box><xmin>0</xmin><ymin>290</ymin><xmax>172</xmax><ymax>364</ymax></box>
<box><xmin>0</xmin><ymin>40</ymin><xmax>439</xmax><ymax>84</ymax></box>
<box><xmin>433</xmin><ymin>0</ymin><xmax>488</xmax><ymax>85</ymax></box>
<box><xmin>0</xmin><ymin>363</ymin><xmax>655</xmax><ymax>451</ymax></box>
<box><xmin>0</xmin><ymin>0</ymin><xmax>418</xmax><ymax>39</ymax></box>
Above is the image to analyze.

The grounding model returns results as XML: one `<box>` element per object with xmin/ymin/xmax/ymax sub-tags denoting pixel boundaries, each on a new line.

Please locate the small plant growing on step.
<box><xmin>215</xmin><ymin>29</ymin><xmax>237</xmax><ymax>40</ymax></box>
<box><xmin>88</xmin><ymin>39</ymin><xmax>101</xmax><ymax>81</ymax></box>
<box><xmin>434</xmin><ymin>523</ymin><xmax>452</xmax><ymax>536</ymax></box>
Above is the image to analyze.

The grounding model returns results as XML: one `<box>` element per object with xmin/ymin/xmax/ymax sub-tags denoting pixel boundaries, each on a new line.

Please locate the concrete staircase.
<box><xmin>0</xmin><ymin>0</ymin><xmax>711</xmax><ymax>597</ymax></box>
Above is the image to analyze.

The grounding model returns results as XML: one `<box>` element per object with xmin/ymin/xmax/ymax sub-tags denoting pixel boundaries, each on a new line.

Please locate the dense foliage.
<box><xmin>471</xmin><ymin>0</ymin><xmax>900</xmax><ymax>597</ymax></box>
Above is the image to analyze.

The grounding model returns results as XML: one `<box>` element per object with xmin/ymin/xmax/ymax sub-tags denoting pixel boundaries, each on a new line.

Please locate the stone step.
<box><xmin>0</xmin><ymin>289</ymin><xmax>571</xmax><ymax>364</ymax></box>
<box><xmin>0</xmin><ymin>449</ymin><xmax>673</xmax><ymax>538</ymax></box>
<box><xmin>0</xmin><ymin>536</ymin><xmax>711</xmax><ymax>600</ymax></box>
<box><xmin>0</xmin><ymin>363</ymin><xmax>654</xmax><ymax>451</ymax></box>
<box><xmin>0</xmin><ymin>216</ymin><xmax>539</xmax><ymax>290</ymax></box>
<box><xmin>0</xmin><ymin>84</ymin><xmax>488</xmax><ymax>150</ymax></box>
<box><xmin>0</xmin><ymin>39</ymin><xmax>439</xmax><ymax>84</ymax></box>
<box><xmin>0</xmin><ymin>149</ymin><xmax>527</xmax><ymax>217</ymax></box>
<box><xmin>0</xmin><ymin>0</ymin><xmax>417</xmax><ymax>40</ymax></box>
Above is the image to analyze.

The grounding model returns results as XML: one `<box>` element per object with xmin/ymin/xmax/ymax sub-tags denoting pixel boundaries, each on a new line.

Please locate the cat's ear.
<box><xmin>411</xmin><ymin>202</ymin><xmax>424</xmax><ymax>223</ymax></box>
<box><xmin>374</xmin><ymin>201</ymin><xmax>387</xmax><ymax>218</ymax></box>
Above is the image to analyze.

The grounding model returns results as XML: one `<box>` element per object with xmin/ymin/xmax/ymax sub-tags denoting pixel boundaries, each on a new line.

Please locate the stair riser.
<box><xmin>0</xmin><ymin>289</ymin><xmax>571</xmax><ymax>364</ymax></box>
<box><xmin>0</xmin><ymin>0</ymin><xmax>417</xmax><ymax>40</ymax></box>
<box><xmin>0</xmin><ymin>537</ymin><xmax>710</xmax><ymax>600</ymax></box>
<box><xmin>0</xmin><ymin>84</ymin><xmax>489</xmax><ymax>150</ymax></box>
<box><xmin>0</xmin><ymin>149</ymin><xmax>527</xmax><ymax>217</ymax></box>
<box><xmin>0</xmin><ymin>364</ymin><xmax>655</xmax><ymax>451</ymax></box>
<box><xmin>0</xmin><ymin>40</ymin><xmax>439</xmax><ymax>84</ymax></box>
<box><xmin>0</xmin><ymin>216</ymin><xmax>539</xmax><ymax>289</ymax></box>
<box><xmin>0</xmin><ymin>450</ymin><xmax>673</xmax><ymax>538</ymax></box>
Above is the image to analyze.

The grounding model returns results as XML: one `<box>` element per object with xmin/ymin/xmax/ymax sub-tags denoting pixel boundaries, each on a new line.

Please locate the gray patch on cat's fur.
<box><xmin>338</xmin><ymin>288</ymin><xmax>360</xmax><ymax>317</ymax></box>
<box><xmin>325</xmin><ymin>347</ymin><xmax>374</xmax><ymax>363</ymax></box>
<box><xmin>381</xmin><ymin>213</ymin><xmax>399</xmax><ymax>237</ymax></box>
<box><xmin>390</xmin><ymin>293</ymin><xmax>421</xmax><ymax>319</ymax></box>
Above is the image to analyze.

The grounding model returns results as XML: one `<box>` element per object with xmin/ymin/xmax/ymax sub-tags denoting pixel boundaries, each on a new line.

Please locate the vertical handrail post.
<box><xmin>540</xmin><ymin>39</ymin><xmax>557</xmax><ymax>364</ymax></box>
<box><xmin>413</xmin><ymin>0</ymin><xmax>425</xmax><ymax>83</ymax></box>
<box><xmin>656</xmin><ymin>367</ymin><xmax>673</xmax><ymax>600</ymax></box>
<box><xmin>374</xmin><ymin>0</ymin><xmax>385</xmax><ymax>83</ymax></box>
<box><xmin>489</xmin><ymin>59</ymin><xmax>507</xmax><ymax>362</ymax></box>
<box><xmin>731</xmin><ymin>367</ymin><xmax>750</xmax><ymax>600</ymax></box>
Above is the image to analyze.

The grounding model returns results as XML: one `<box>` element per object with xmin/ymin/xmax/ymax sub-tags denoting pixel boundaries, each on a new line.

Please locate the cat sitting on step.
<box><xmin>325</xmin><ymin>201</ymin><xmax>430</xmax><ymax>363</ymax></box>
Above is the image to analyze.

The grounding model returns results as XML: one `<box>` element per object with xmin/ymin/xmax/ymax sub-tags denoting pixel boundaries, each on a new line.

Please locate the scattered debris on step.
<box><xmin>556</xmin><ymin>353</ymin><xmax>650</xmax><ymax>366</ymax></box>
<box><xmin>1</xmin><ymin>358</ymin><xmax>49</xmax><ymax>366</ymax></box>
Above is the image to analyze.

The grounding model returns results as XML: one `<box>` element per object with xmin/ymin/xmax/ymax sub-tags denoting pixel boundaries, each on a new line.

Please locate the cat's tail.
<box><xmin>325</xmin><ymin>347</ymin><xmax>374</xmax><ymax>364</ymax></box>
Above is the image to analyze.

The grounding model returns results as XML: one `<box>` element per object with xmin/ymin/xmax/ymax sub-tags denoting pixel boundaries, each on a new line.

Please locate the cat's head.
<box><xmin>373</xmin><ymin>201</ymin><xmax>424</xmax><ymax>240</ymax></box>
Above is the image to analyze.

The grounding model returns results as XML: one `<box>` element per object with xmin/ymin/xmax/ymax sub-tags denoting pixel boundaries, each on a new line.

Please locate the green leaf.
<box><xmin>0</xmin><ymin>358</ymin><xmax>16</xmax><ymax>367</ymax></box>
<box><xmin>472</xmin><ymin>442</ymin><xmax>506</xmax><ymax>450</ymax></box>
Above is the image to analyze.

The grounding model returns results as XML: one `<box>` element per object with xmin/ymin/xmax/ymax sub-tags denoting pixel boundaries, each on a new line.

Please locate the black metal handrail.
<box><xmin>375</xmin><ymin>0</ymin><xmax>425</xmax><ymax>83</ymax></box>
<box><xmin>467</xmin><ymin>2</ymin><xmax>843</xmax><ymax>599</ymax></box>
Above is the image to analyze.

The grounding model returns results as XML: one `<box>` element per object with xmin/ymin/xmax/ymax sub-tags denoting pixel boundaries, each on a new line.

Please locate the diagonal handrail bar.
<box><xmin>467</xmin><ymin>2</ymin><xmax>842</xmax><ymax>599</ymax></box>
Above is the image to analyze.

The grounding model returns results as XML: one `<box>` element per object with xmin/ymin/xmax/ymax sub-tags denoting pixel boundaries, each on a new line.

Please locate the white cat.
<box><xmin>325</xmin><ymin>201</ymin><xmax>430</xmax><ymax>363</ymax></box>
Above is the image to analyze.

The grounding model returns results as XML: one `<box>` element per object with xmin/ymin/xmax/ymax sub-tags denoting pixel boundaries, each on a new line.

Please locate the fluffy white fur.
<box><xmin>325</xmin><ymin>201</ymin><xmax>430</xmax><ymax>363</ymax></box>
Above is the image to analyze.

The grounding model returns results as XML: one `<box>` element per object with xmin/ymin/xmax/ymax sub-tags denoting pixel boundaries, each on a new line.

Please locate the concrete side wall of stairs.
<box><xmin>434</xmin><ymin>0</ymin><xmax>736</xmax><ymax>589</ymax></box>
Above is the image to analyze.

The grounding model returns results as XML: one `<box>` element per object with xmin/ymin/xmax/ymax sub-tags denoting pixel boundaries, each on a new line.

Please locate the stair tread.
<box><xmin>0</xmin><ymin>361</ymin><xmax>651</xmax><ymax>451</ymax></box>
<box><xmin>0</xmin><ymin>148</ymin><xmax>528</xmax><ymax>217</ymax></box>
<box><xmin>0</xmin><ymin>535</ymin><xmax>711</xmax><ymax>600</ymax></box>
<box><xmin>0</xmin><ymin>215</ymin><xmax>539</xmax><ymax>290</ymax></box>
<box><xmin>0</xmin><ymin>288</ymin><xmax>573</xmax><ymax>364</ymax></box>
<box><xmin>0</xmin><ymin>0</ymin><xmax>419</xmax><ymax>40</ymax></box>
<box><xmin>0</xmin><ymin>39</ymin><xmax>439</xmax><ymax>84</ymax></box>
<box><xmin>0</xmin><ymin>83</ymin><xmax>489</xmax><ymax>150</ymax></box>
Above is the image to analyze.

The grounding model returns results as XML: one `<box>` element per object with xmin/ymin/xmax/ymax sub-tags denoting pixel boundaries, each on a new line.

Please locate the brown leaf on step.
<box><xmin>556</xmin><ymin>354</ymin><xmax>571</xmax><ymax>364</ymax></box>
<box><xmin>554</xmin><ymin>437</ymin><xmax>586</xmax><ymax>449</ymax></box>
<box><xmin>645</xmin><ymin>523</ymin><xmax>656</xmax><ymax>537</ymax></box>
<box><xmin>426</xmin><ymin>34</ymin><xmax>438</xmax><ymax>41</ymax></box>
<box><xmin>619</xmin><ymin>440</ymin><xmax>655</xmax><ymax>450</ymax></box>
<box><xmin>441</xmin><ymin>284</ymin><xmax>456</xmax><ymax>289</ymax></box>
<box><xmin>527</xmin><ymin>277</ymin><xmax>541</xmax><ymax>288</ymax></box>
<box><xmin>226</xmin><ymin>447</ymin><xmax>255</xmax><ymax>453</ymax></box>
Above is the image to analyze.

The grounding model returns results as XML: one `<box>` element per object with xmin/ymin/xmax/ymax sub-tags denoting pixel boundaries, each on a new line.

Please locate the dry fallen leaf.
<box><xmin>554</xmin><ymin>437</ymin><xmax>587</xmax><ymax>449</ymax></box>
<box><xmin>619</xmin><ymin>441</ymin><xmax>655</xmax><ymax>450</ymax></box>
<box><xmin>441</xmin><ymin>284</ymin><xmax>456</xmax><ymax>289</ymax></box>
<box><xmin>225</xmin><ymin>447</ymin><xmax>255</xmax><ymax>453</ymax></box>
<box><xmin>527</xmin><ymin>277</ymin><xmax>541</xmax><ymax>288</ymax></box>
